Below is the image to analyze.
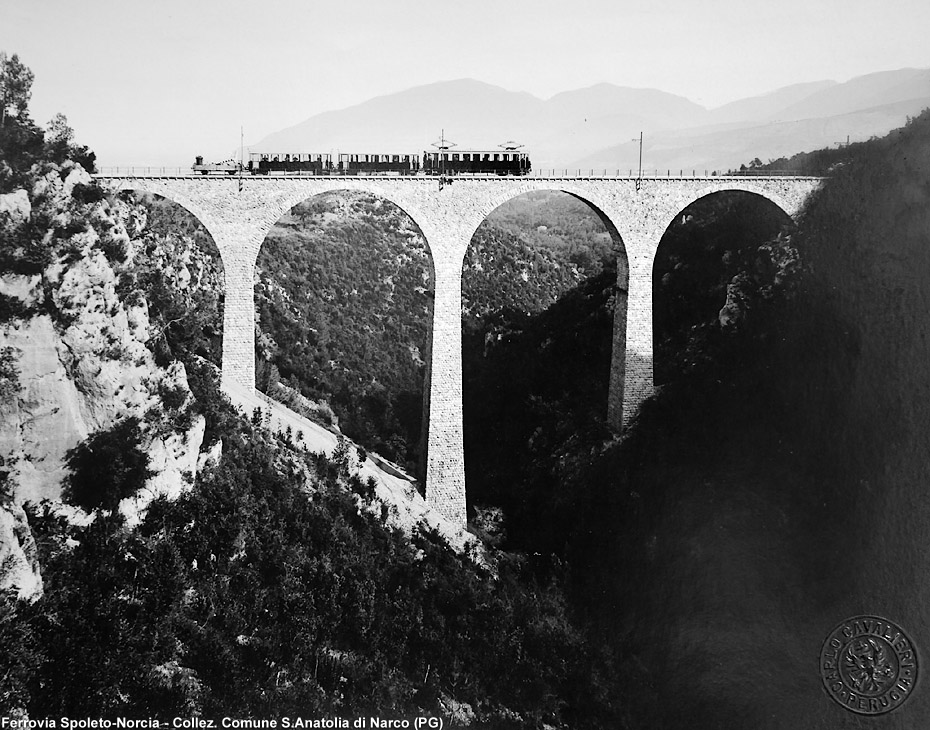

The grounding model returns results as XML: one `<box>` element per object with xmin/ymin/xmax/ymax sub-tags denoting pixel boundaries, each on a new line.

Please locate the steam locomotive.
<box><xmin>192</xmin><ymin>144</ymin><xmax>531</xmax><ymax>177</ymax></box>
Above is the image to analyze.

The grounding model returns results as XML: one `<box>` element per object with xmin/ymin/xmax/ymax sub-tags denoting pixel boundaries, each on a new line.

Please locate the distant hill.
<box><xmin>247</xmin><ymin>68</ymin><xmax>930</xmax><ymax>172</ymax></box>
<box><xmin>252</xmin><ymin>78</ymin><xmax>704</xmax><ymax>166</ymax></box>
<box><xmin>703</xmin><ymin>80</ymin><xmax>837</xmax><ymax>125</ymax></box>
<box><xmin>764</xmin><ymin>68</ymin><xmax>930</xmax><ymax>122</ymax></box>
<box><xmin>254</xmin><ymin>79</ymin><xmax>545</xmax><ymax>155</ymax></box>
<box><xmin>572</xmin><ymin>96</ymin><xmax>930</xmax><ymax>173</ymax></box>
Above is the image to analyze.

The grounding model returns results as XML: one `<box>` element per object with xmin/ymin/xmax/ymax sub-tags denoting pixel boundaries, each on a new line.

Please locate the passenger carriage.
<box><xmin>338</xmin><ymin>153</ymin><xmax>420</xmax><ymax>175</ymax></box>
<box><xmin>247</xmin><ymin>152</ymin><xmax>332</xmax><ymax>175</ymax></box>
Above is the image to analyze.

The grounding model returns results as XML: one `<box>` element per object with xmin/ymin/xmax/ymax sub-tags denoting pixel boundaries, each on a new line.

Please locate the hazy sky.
<box><xmin>2</xmin><ymin>0</ymin><xmax>928</xmax><ymax>166</ymax></box>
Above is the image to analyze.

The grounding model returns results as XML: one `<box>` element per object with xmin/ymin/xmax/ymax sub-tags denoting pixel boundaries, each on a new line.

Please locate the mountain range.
<box><xmin>248</xmin><ymin>68</ymin><xmax>930</xmax><ymax>172</ymax></box>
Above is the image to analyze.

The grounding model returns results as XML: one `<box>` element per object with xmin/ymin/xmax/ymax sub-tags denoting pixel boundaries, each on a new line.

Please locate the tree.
<box><xmin>0</xmin><ymin>52</ymin><xmax>42</xmax><ymax>192</ymax></box>
<box><xmin>0</xmin><ymin>52</ymin><xmax>34</xmax><ymax>125</ymax></box>
<box><xmin>43</xmin><ymin>112</ymin><xmax>73</xmax><ymax>166</ymax></box>
<box><xmin>45</xmin><ymin>113</ymin><xmax>72</xmax><ymax>145</ymax></box>
<box><xmin>43</xmin><ymin>111</ymin><xmax>95</xmax><ymax>171</ymax></box>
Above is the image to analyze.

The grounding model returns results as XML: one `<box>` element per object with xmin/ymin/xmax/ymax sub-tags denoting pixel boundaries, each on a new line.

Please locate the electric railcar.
<box><xmin>421</xmin><ymin>148</ymin><xmax>530</xmax><ymax>176</ymax></box>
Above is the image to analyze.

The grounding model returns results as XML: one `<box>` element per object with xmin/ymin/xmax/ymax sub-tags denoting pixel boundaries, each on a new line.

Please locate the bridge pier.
<box><xmin>605</xmin><ymin>232</ymin><xmax>630</xmax><ymax>431</ymax></box>
<box><xmin>616</xmin><ymin>236</ymin><xmax>660</xmax><ymax>429</ymax></box>
<box><xmin>422</xmin><ymin>244</ymin><xmax>468</xmax><ymax>526</ymax></box>
<box><xmin>219</xmin><ymin>246</ymin><xmax>259</xmax><ymax>393</ymax></box>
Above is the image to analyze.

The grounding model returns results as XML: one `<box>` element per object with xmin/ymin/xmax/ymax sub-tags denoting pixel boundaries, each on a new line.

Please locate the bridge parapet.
<box><xmin>94</xmin><ymin>168</ymin><xmax>822</xmax><ymax>180</ymax></box>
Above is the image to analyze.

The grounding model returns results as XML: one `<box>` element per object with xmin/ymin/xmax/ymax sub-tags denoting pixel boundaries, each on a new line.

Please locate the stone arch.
<box><xmin>462</xmin><ymin>182</ymin><xmax>625</xmax><ymax>243</ymax></box>
<box><xmin>102</xmin><ymin>181</ymin><xmax>227</xmax><ymax>373</ymax></box>
<box><xmin>254</xmin><ymin>186</ymin><xmax>437</xmax><ymax>477</ymax></box>
<box><xmin>656</xmin><ymin>186</ymin><xmax>801</xmax><ymax>261</ymax></box>
<box><xmin>253</xmin><ymin>183</ymin><xmax>440</xmax><ymax>330</ymax></box>
<box><xmin>463</xmin><ymin>183</ymin><xmax>632</xmax><ymax>429</ymax></box>
<box><xmin>250</xmin><ymin>183</ymin><xmax>440</xmax><ymax>309</ymax></box>
<box><xmin>651</xmin><ymin>188</ymin><xmax>799</xmax><ymax>385</ymax></box>
<box><xmin>256</xmin><ymin>180</ymin><xmax>440</xmax><ymax>266</ymax></box>
<box><xmin>101</xmin><ymin>179</ymin><xmax>266</xmax><ymax>393</ymax></box>
<box><xmin>459</xmin><ymin>181</ymin><xmax>553</xmax><ymax>240</ymax></box>
<box><xmin>104</xmin><ymin>179</ymin><xmax>220</xmax><ymax>242</ymax></box>
<box><xmin>460</xmin><ymin>183</ymin><xmax>632</xmax><ymax>302</ymax></box>
<box><xmin>447</xmin><ymin>180</ymin><xmax>628</xmax><ymax>245</ymax></box>
<box><xmin>688</xmin><ymin>182</ymin><xmax>798</xmax><ymax>221</ymax></box>
<box><xmin>460</xmin><ymin>186</ymin><xmax>631</xmax><ymax>516</ymax></box>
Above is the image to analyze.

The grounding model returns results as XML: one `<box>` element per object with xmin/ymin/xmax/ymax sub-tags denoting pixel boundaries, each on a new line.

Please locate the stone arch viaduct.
<box><xmin>96</xmin><ymin>174</ymin><xmax>822</xmax><ymax>526</ymax></box>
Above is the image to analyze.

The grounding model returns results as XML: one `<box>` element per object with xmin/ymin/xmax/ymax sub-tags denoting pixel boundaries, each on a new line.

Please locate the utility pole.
<box><xmin>632</xmin><ymin>132</ymin><xmax>643</xmax><ymax>190</ymax></box>
<box><xmin>439</xmin><ymin>128</ymin><xmax>445</xmax><ymax>190</ymax></box>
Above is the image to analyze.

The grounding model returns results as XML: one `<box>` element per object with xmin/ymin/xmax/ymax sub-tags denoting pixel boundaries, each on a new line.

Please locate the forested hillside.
<box><xmin>255</xmin><ymin>194</ymin><xmax>433</xmax><ymax>470</ymax></box>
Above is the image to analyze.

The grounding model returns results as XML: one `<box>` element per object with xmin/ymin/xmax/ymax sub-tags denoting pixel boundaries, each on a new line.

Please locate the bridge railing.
<box><xmin>96</xmin><ymin>167</ymin><xmax>189</xmax><ymax>177</ymax></box>
<box><xmin>528</xmin><ymin>169</ymin><xmax>803</xmax><ymax>178</ymax></box>
<box><xmin>93</xmin><ymin>167</ymin><xmax>809</xmax><ymax>179</ymax></box>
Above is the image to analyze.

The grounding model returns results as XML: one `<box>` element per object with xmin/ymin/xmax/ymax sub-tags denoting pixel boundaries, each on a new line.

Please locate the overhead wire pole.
<box><xmin>633</xmin><ymin>132</ymin><xmax>643</xmax><ymax>190</ymax></box>
<box><xmin>433</xmin><ymin>129</ymin><xmax>456</xmax><ymax>191</ymax></box>
<box><xmin>238</xmin><ymin>126</ymin><xmax>244</xmax><ymax>192</ymax></box>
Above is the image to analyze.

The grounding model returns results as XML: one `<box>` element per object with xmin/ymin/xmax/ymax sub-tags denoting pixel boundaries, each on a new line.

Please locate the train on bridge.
<box><xmin>192</xmin><ymin>141</ymin><xmax>532</xmax><ymax>177</ymax></box>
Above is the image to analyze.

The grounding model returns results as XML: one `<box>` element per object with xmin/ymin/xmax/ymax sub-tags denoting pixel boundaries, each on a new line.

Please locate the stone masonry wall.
<box><xmin>100</xmin><ymin>175</ymin><xmax>821</xmax><ymax>525</ymax></box>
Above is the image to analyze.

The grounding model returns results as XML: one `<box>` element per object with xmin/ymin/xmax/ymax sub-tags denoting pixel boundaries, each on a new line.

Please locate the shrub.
<box><xmin>63</xmin><ymin>416</ymin><xmax>153</xmax><ymax>512</ymax></box>
<box><xmin>70</xmin><ymin>182</ymin><xmax>105</xmax><ymax>206</ymax></box>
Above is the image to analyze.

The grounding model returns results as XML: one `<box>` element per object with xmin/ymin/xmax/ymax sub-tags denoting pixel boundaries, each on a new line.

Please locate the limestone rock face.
<box><xmin>0</xmin><ymin>502</ymin><xmax>42</xmax><ymax>601</ymax></box>
<box><xmin>0</xmin><ymin>273</ymin><xmax>41</xmax><ymax>308</ymax></box>
<box><xmin>0</xmin><ymin>268</ymin><xmax>205</xmax><ymax>510</ymax></box>
<box><xmin>52</xmin><ymin>246</ymin><xmax>160</xmax><ymax>430</ymax></box>
<box><xmin>120</xmin><ymin>362</ymin><xmax>208</xmax><ymax>526</ymax></box>
<box><xmin>0</xmin><ymin>189</ymin><xmax>31</xmax><ymax>226</ymax></box>
<box><xmin>0</xmin><ymin>314</ymin><xmax>90</xmax><ymax>502</ymax></box>
<box><xmin>0</xmin><ymin>167</ymin><xmax>208</xmax><ymax>516</ymax></box>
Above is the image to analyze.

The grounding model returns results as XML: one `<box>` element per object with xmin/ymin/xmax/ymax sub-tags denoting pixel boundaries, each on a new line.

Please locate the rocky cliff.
<box><xmin>0</xmin><ymin>165</ymin><xmax>210</xmax><ymax>598</ymax></box>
